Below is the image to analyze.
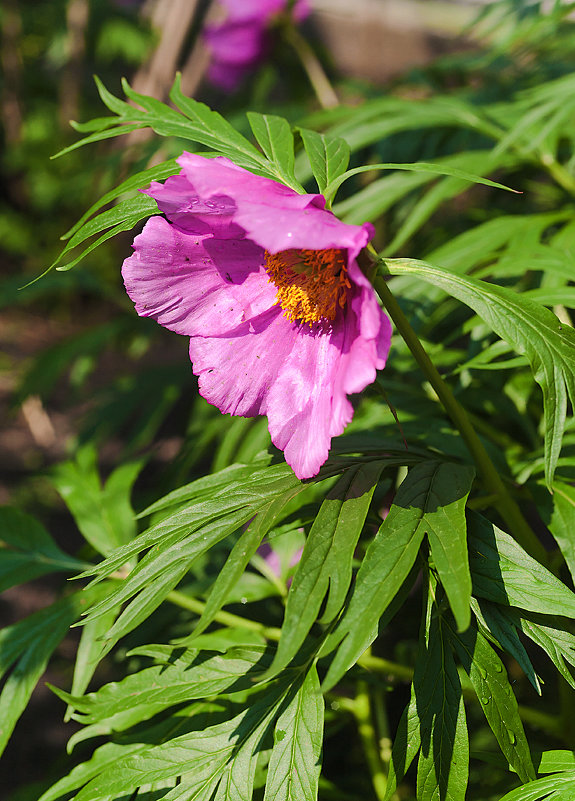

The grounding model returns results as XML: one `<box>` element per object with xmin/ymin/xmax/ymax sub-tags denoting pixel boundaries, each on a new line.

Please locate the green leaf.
<box><xmin>247</xmin><ymin>113</ymin><xmax>302</xmax><ymax>191</ymax></box>
<box><xmin>382</xmin><ymin>258</ymin><xmax>575</xmax><ymax>485</ymax></box>
<box><xmin>415</xmin><ymin>615</ymin><xmax>469</xmax><ymax>801</ymax></box>
<box><xmin>425</xmin><ymin>464</ymin><xmax>474</xmax><ymax>631</ymax></box>
<box><xmin>73</xmin><ymin>686</ymin><xmax>283</xmax><ymax>801</ymax></box>
<box><xmin>38</xmin><ymin>740</ymin><xmax>147</xmax><ymax>801</ymax></box>
<box><xmin>61</xmin><ymin>157</ymin><xmax>179</xmax><ymax>240</ymax></box>
<box><xmin>468</xmin><ymin>511</ymin><xmax>575</xmax><ymax>617</ymax></box>
<box><xmin>55</xmin><ymin>646</ymin><xmax>272</xmax><ymax>734</ymax></box>
<box><xmin>536</xmin><ymin>751</ymin><xmax>575</xmax><ymax>773</ymax></box>
<box><xmin>51</xmin><ymin>122</ymin><xmax>146</xmax><ymax>159</ymax></box>
<box><xmin>138</xmin><ymin>456</ymin><xmax>273</xmax><ymax>518</ymax></box>
<box><xmin>0</xmin><ymin>507</ymin><xmax>85</xmax><ymax>591</ymax></box>
<box><xmin>268</xmin><ymin>461</ymin><xmax>384</xmax><ymax>678</ymax></box>
<box><xmin>81</xmin><ymin>506</ymin><xmax>264</xmax><ymax>656</ymax></box>
<box><xmin>543</xmin><ymin>481</ymin><xmax>575</xmax><ymax>584</ymax></box>
<box><xmin>78</xmin><ymin>462</ymin><xmax>302</xmax><ymax>584</ymax></box>
<box><xmin>192</xmin><ymin>489</ymin><xmax>302</xmax><ymax>639</ymax></box>
<box><xmin>52</xmin><ymin>445</ymin><xmax>142</xmax><ymax>557</ymax></box>
<box><xmin>324</xmin><ymin>161</ymin><xmax>518</xmax><ymax>205</ymax></box>
<box><xmin>0</xmin><ymin>591</ymin><xmax>94</xmax><ymax>757</ymax></box>
<box><xmin>515</xmin><ymin>614</ymin><xmax>575</xmax><ymax>689</ymax></box>
<box><xmin>383</xmin><ymin>688</ymin><xmax>421</xmax><ymax>801</ymax></box>
<box><xmin>297</xmin><ymin>128</ymin><xmax>350</xmax><ymax>196</ymax></box>
<box><xmin>263</xmin><ymin>666</ymin><xmax>324</xmax><ymax>801</ymax></box>
<box><xmin>471</xmin><ymin>598</ymin><xmax>541</xmax><ymax>694</ymax></box>
<box><xmin>323</xmin><ymin>460</ymin><xmax>473</xmax><ymax>689</ymax></box>
<box><xmin>51</xmin><ymin>193</ymin><xmax>158</xmax><ymax>270</ymax></box>
<box><xmin>384</xmin><ymin>151</ymin><xmax>518</xmax><ymax>256</ymax></box>
<box><xmin>498</xmin><ymin>772</ymin><xmax>575</xmax><ymax>801</ymax></box>
<box><xmin>65</xmin><ymin>605</ymin><xmax>121</xmax><ymax>721</ymax></box>
<box><xmin>168</xmin><ymin>74</ymin><xmax>267</xmax><ymax>172</ymax></box>
<box><xmin>448</xmin><ymin>623</ymin><xmax>535</xmax><ymax>782</ymax></box>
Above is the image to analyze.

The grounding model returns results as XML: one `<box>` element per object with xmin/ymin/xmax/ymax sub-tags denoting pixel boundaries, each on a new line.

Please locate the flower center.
<box><xmin>264</xmin><ymin>248</ymin><xmax>351</xmax><ymax>326</ymax></box>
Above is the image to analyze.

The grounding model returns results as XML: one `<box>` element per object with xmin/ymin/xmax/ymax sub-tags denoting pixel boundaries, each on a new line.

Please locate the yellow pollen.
<box><xmin>264</xmin><ymin>248</ymin><xmax>351</xmax><ymax>326</ymax></box>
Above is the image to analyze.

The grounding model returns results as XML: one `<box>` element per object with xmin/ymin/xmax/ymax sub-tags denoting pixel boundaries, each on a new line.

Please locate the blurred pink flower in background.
<box><xmin>204</xmin><ymin>0</ymin><xmax>310</xmax><ymax>90</ymax></box>
<box><xmin>122</xmin><ymin>153</ymin><xmax>392</xmax><ymax>479</ymax></box>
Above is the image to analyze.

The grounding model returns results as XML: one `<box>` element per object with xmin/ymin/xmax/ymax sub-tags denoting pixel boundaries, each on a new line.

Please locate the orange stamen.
<box><xmin>264</xmin><ymin>248</ymin><xmax>350</xmax><ymax>326</ymax></box>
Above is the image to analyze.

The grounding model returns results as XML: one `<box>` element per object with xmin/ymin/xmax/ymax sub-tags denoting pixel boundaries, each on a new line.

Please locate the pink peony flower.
<box><xmin>204</xmin><ymin>0</ymin><xmax>310</xmax><ymax>91</ymax></box>
<box><xmin>122</xmin><ymin>153</ymin><xmax>392</xmax><ymax>479</ymax></box>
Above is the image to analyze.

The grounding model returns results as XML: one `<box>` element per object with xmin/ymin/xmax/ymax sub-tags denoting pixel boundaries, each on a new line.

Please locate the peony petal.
<box><xmin>187</xmin><ymin>285</ymin><xmax>390</xmax><ymax>479</ymax></box>
<box><xmin>176</xmin><ymin>153</ymin><xmax>373</xmax><ymax>256</ymax></box>
<box><xmin>125</xmin><ymin>153</ymin><xmax>393</xmax><ymax>480</ymax></box>
<box><xmin>143</xmin><ymin>175</ymin><xmax>243</xmax><ymax>239</ymax></box>
<box><xmin>122</xmin><ymin>216</ymin><xmax>276</xmax><ymax>337</ymax></box>
<box><xmin>189</xmin><ymin>305</ymin><xmax>295</xmax><ymax>419</ymax></box>
<box><xmin>218</xmin><ymin>0</ymin><xmax>286</xmax><ymax>22</ymax></box>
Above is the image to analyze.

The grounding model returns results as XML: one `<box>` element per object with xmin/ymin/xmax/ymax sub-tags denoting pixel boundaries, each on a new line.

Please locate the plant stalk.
<box><xmin>354</xmin><ymin>680</ymin><xmax>389</xmax><ymax>801</ymax></box>
<box><xmin>283</xmin><ymin>24</ymin><xmax>339</xmax><ymax>109</ymax></box>
<box><xmin>165</xmin><ymin>590</ymin><xmax>561</xmax><ymax>737</ymax></box>
<box><xmin>373</xmin><ymin>274</ymin><xmax>547</xmax><ymax>565</ymax></box>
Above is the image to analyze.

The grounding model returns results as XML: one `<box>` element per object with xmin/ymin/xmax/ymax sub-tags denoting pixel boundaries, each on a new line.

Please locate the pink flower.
<box><xmin>204</xmin><ymin>0</ymin><xmax>310</xmax><ymax>91</ymax></box>
<box><xmin>122</xmin><ymin>153</ymin><xmax>392</xmax><ymax>480</ymax></box>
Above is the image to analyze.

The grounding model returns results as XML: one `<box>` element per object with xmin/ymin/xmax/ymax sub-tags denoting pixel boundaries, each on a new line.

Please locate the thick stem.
<box><xmin>373</xmin><ymin>274</ymin><xmax>547</xmax><ymax>565</ymax></box>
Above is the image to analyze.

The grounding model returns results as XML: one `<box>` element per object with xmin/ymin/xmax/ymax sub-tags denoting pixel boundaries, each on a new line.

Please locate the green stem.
<box><xmin>283</xmin><ymin>24</ymin><xmax>339</xmax><ymax>109</ymax></box>
<box><xmin>362</xmin><ymin>653</ymin><xmax>561</xmax><ymax>739</ymax></box>
<box><xmin>355</xmin><ymin>680</ymin><xmax>389</xmax><ymax>801</ymax></box>
<box><xmin>166</xmin><ymin>590</ymin><xmax>282</xmax><ymax>641</ymax></box>
<box><xmin>166</xmin><ymin>589</ymin><xmax>562</xmax><ymax>739</ymax></box>
<box><xmin>540</xmin><ymin>154</ymin><xmax>575</xmax><ymax>196</ymax></box>
<box><xmin>373</xmin><ymin>274</ymin><xmax>548</xmax><ymax>565</ymax></box>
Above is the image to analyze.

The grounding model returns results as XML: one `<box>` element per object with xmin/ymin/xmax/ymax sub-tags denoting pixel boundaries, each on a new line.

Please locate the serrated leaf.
<box><xmin>382</xmin><ymin>258</ymin><xmax>575</xmax><ymax>485</ymax></box>
<box><xmin>415</xmin><ymin>615</ymin><xmax>469</xmax><ymax>801</ymax></box>
<box><xmin>268</xmin><ymin>461</ymin><xmax>384</xmax><ymax>678</ymax></box>
<box><xmin>468</xmin><ymin>511</ymin><xmax>575</xmax><ymax>617</ymax></box>
<box><xmin>0</xmin><ymin>507</ymin><xmax>86</xmax><ymax>591</ymax></box>
<box><xmin>263</xmin><ymin>666</ymin><xmax>323</xmax><ymax>801</ymax></box>
<box><xmin>323</xmin><ymin>460</ymin><xmax>473</xmax><ymax>689</ymax></box>
<box><xmin>448</xmin><ymin>623</ymin><xmax>535</xmax><ymax>783</ymax></box>
<box><xmin>247</xmin><ymin>113</ymin><xmax>302</xmax><ymax>190</ymax></box>
<box><xmin>298</xmin><ymin>128</ymin><xmax>350</xmax><ymax>196</ymax></box>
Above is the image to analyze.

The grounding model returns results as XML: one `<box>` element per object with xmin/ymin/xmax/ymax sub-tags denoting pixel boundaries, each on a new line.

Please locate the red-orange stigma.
<box><xmin>264</xmin><ymin>248</ymin><xmax>351</xmax><ymax>326</ymax></box>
